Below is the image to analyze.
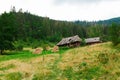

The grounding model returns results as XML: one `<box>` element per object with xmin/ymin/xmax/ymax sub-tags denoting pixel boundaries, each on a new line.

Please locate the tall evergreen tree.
<box><xmin>0</xmin><ymin>12</ymin><xmax>16</xmax><ymax>54</ymax></box>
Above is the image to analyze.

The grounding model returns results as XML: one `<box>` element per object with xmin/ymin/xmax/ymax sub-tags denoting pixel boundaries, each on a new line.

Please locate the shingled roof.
<box><xmin>57</xmin><ymin>35</ymin><xmax>82</xmax><ymax>46</ymax></box>
<box><xmin>85</xmin><ymin>37</ymin><xmax>101</xmax><ymax>44</ymax></box>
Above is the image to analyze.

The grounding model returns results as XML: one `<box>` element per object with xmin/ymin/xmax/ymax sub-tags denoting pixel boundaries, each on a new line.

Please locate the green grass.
<box><xmin>0</xmin><ymin>48</ymin><xmax>68</xmax><ymax>62</ymax></box>
<box><xmin>0</xmin><ymin>51</ymin><xmax>39</xmax><ymax>62</ymax></box>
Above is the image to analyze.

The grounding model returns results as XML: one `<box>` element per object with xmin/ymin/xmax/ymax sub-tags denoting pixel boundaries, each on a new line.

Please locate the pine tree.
<box><xmin>0</xmin><ymin>12</ymin><xmax>16</xmax><ymax>54</ymax></box>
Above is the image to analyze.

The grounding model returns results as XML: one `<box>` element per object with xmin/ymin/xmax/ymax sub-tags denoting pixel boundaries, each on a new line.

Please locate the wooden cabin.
<box><xmin>57</xmin><ymin>35</ymin><xmax>82</xmax><ymax>47</ymax></box>
<box><xmin>85</xmin><ymin>37</ymin><xmax>101</xmax><ymax>45</ymax></box>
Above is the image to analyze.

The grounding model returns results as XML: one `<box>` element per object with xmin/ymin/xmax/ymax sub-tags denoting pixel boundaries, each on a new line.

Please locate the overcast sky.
<box><xmin>0</xmin><ymin>0</ymin><xmax>120</xmax><ymax>21</ymax></box>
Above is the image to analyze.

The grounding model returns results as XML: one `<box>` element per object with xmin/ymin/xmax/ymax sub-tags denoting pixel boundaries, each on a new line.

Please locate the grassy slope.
<box><xmin>0</xmin><ymin>42</ymin><xmax>120</xmax><ymax>80</ymax></box>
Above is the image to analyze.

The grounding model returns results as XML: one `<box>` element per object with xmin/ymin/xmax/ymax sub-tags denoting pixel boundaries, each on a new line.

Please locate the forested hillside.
<box><xmin>0</xmin><ymin>8</ymin><xmax>120</xmax><ymax>47</ymax></box>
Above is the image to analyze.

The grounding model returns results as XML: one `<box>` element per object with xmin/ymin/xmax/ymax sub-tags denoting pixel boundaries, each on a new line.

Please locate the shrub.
<box><xmin>32</xmin><ymin>44</ymin><xmax>39</xmax><ymax>49</ymax></box>
<box><xmin>81</xmin><ymin>38</ymin><xmax>86</xmax><ymax>46</ymax></box>
<box><xmin>16</xmin><ymin>45</ymin><xmax>23</xmax><ymax>51</ymax></box>
<box><xmin>14</xmin><ymin>41</ymin><xmax>23</xmax><ymax>51</ymax></box>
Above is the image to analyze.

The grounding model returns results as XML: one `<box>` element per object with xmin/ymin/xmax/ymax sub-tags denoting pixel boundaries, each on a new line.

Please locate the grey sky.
<box><xmin>0</xmin><ymin>0</ymin><xmax>120</xmax><ymax>21</ymax></box>
<box><xmin>54</xmin><ymin>0</ymin><xmax>116</xmax><ymax>4</ymax></box>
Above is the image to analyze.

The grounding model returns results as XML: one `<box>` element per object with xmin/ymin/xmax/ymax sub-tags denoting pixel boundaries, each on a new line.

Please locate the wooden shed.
<box><xmin>57</xmin><ymin>35</ymin><xmax>82</xmax><ymax>47</ymax></box>
<box><xmin>85</xmin><ymin>37</ymin><xmax>101</xmax><ymax>45</ymax></box>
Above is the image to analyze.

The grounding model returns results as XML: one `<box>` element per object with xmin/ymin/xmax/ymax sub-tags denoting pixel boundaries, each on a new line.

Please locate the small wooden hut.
<box><xmin>57</xmin><ymin>35</ymin><xmax>82</xmax><ymax>47</ymax></box>
<box><xmin>85</xmin><ymin>37</ymin><xmax>101</xmax><ymax>45</ymax></box>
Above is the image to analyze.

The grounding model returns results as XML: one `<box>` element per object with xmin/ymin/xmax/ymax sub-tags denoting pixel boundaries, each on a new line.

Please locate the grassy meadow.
<box><xmin>0</xmin><ymin>42</ymin><xmax>120</xmax><ymax>80</ymax></box>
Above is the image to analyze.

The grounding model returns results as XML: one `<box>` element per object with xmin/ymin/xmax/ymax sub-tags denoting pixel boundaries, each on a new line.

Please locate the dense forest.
<box><xmin>0</xmin><ymin>7</ymin><xmax>120</xmax><ymax>51</ymax></box>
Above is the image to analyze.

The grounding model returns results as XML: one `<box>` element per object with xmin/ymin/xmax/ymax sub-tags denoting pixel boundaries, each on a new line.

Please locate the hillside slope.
<box><xmin>0</xmin><ymin>42</ymin><xmax>120</xmax><ymax>80</ymax></box>
<box><xmin>1</xmin><ymin>11</ymin><xmax>120</xmax><ymax>45</ymax></box>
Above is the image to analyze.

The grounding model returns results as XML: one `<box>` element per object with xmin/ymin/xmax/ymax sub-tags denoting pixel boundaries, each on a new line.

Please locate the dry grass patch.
<box><xmin>23</xmin><ymin>47</ymin><xmax>34</xmax><ymax>52</ymax></box>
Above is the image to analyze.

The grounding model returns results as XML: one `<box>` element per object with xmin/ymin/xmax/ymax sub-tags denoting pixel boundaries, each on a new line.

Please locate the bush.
<box><xmin>32</xmin><ymin>44</ymin><xmax>40</xmax><ymax>49</ymax></box>
<box><xmin>42</xmin><ymin>44</ymin><xmax>49</xmax><ymax>51</ymax></box>
<box><xmin>16</xmin><ymin>45</ymin><xmax>23</xmax><ymax>51</ymax></box>
<box><xmin>14</xmin><ymin>40</ymin><xmax>23</xmax><ymax>51</ymax></box>
<box><xmin>81</xmin><ymin>38</ymin><xmax>86</xmax><ymax>46</ymax></box>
